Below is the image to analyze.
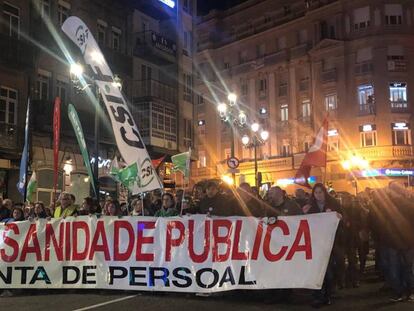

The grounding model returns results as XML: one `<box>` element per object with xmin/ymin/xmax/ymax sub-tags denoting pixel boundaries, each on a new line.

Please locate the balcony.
<box><xmin>0</xmin><ymin>33</ymin><xmax>35</xmax><ymax>70</ymax></box>
<box><xmin>358</xmin><ymin>104</ymin><xmax>376</xmax><ymax>116</ymax></box>
<box><xmin>387</xmin><ymin>60</ymin><xmax>407</xmax><ymax>72</ymax></box>
<box><xmin>133</xmin><ymin>79</ymin><xmax>177</xmax><ymax>105</ymax></box>
<box><xmin>291</xmin><ymin>43</ymin><xmax>311</xmax><ymax>59</ymax></box>
<box><xmin>355</xmin><ymin>62</ymin><xmax>374</xmax><ymax>76</ymax></box>
<box><xmin>328</xmin><ymin>146</ymin><xmax>414</xmax><ymax>162</ymax></box>
<box><xmin>133</xmin><ymin>31</ymin><xmax>176</xmax><ymax>66</ymax></box>
<box><xmin>0</xmin><ymin>122</ymin><xmax>21</xmax><ymax>151</ymax></box>
<box><xmin>321</xmin><ymin>68</ymin><xmax>337</xmax><ymax>83</ymax></box>
<box><xmin>390</xmin><ymin>101</ymin><xmax>410</xmax><ymax>113</ymax></box>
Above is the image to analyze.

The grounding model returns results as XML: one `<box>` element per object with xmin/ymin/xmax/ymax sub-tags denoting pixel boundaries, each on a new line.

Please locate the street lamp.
<box><xmin>217</xmin><ymin>92</ymin><xmax>247</xmax><ymax>182</ymax></box>
<box><xmin>341</xmin><ymin>154</ymin><xmax>370</xmax><ymax>195</ymax></box>
<box><xmin>242</xmin><ymin>123</ymin><xmax>269</xmax><ymax>188</ymax></box>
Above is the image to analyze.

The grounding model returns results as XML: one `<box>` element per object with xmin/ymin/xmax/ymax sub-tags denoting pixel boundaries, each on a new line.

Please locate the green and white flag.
<box><xmin>26</xmin><ymin>172</ymin><xmax>37</xmax><ymax>203</ymax></box>
<box><xmin>68</xmin><ymin>104</ymin><xmax>97</xmax><ymax>197</ymax></box>
<box><xmin>172</xmin><ymin>149</ymin><xmax>191</xmax><ymax>179</ymax></box>
<box><xmin>110</xmin><ymin>158</ymin><xmax>140</xmax><ymax>192</ymax></box>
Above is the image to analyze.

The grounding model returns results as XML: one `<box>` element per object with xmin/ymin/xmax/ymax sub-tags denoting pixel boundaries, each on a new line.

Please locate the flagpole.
<box><xmin>180</xmin><ymin>148</ymin><xmax>191</xmax><ymax>216</ymax></box>
<box><xmin>323</xmin><ymin>113</ymin><xmax>329</xmax><ymax>186</ymax></box>
<box><xmin>23</xmin><ymin>98</ymin><xmax>31</xmax><ymax>203</ymax></box>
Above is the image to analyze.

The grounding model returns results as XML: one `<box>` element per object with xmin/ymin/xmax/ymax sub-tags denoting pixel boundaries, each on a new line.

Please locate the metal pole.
<box><xmin>230</xmin><ymin>123</ymin><xmax>235</xmax><ymax>182</ymax></box>
<box><xmin>254</xmin><ymin>137</ymin><xmax>258</xmax><ymax>189</ymax></box>
<box><xmin>94</xmin><ymin>86</ymin><xmax>100</xmax><ymax>201</ymax></box>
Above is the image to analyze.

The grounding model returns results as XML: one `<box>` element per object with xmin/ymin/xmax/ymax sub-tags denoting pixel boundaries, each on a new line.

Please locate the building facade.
<box><xmin>0</xmin><ymin>0</ymin><xmax>196</xmax><ymax>204</ymax></box>
<box><xmin>194</xmin><ymin>0</ymin><xmax>414</xmax><ymax>193</ymax></box>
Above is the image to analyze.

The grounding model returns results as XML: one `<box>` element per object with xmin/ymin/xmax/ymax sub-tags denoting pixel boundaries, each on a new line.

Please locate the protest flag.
<box><xmin>26</xmin><ymin>172</ymin><xmax>37</xmax><ymax>203</ymax></box>
<box><xmin>17</xmin><ymin>98</ymin><xmax>31</xmax><ymax>200</ymax></box>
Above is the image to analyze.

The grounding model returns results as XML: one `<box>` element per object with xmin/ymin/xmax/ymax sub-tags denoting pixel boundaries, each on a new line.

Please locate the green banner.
<box><xmin>68</xmin><ymin>104</ymin><xmax>97</xmax><ymax>197</ymax></box>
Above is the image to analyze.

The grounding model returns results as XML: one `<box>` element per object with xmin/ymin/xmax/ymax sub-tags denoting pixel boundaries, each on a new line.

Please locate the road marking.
<box><xmin>72</xmin><ymin>295</ymin><xmax>137</xmax><ymax>311</ymax></box>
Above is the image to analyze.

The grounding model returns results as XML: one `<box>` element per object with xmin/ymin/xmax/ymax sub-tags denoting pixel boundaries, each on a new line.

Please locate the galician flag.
<box><xmin>295</xmin><ymin>117</ymin><xmax>329</xmax><ymax>188</ymax></box>
<box><xmin>110</xmin><ymin>157</ymin><xmax>140</xmax><ymax>191</ymax></box>
<box><xmin>172</xmin><ymin>149</ymin><xmax>191</xmax><ymax>179</ymax></box>
<box><xmin>26</xmin><ymin>172</ymin><xmax>37</xmax><ymax>203</ymax></box>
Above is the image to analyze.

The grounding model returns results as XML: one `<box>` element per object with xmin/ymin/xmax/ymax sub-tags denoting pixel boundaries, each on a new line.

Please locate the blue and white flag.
<box><xmin>17</xmin><ymin>98</ymin><xmax>30</xmax><ymax>197</ymax></box>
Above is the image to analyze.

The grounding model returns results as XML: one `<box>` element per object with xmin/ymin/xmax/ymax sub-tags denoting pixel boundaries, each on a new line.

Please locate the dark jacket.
<box><xmin>268</xmin><ymin>198</ymin><xmax>303</xmax><ymax>217</ymax></box>
<box><xmin>199</xmin><ymin>193</ymin><xmax>235</xmax><ymax>216</ymax></box>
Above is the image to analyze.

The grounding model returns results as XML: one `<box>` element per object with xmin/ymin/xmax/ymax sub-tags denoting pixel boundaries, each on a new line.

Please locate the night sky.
<box><xmin>198</xmin><ymin>0</ymin><xmax>248</xmax><ymax>15</ymax></box>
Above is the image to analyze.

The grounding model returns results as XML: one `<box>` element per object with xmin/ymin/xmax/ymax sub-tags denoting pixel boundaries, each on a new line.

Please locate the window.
<box><xmin>356</xmin><ymin>47</ymin><xmax>372</xmax><ymax>63</ymax></box>
<box><xmin>183</xmin><ymin>0</ymin><xmax>192</xmax><ymax>15</ymax></box>
<box><xmin>281</xmin><ymin>104</ymin><xmax>288</xmax><ymax>121</ymax></box>
<box><xmin>3</xmin><ymin>2</ymin><xmax>20</xmax><ymax>38</ymax></box>
<box><xmin>279</xmin><ymin>82</ymin><xmax>287</xmax><ymax>96</ymax></box>
<box><xmin>360</xmin><ymin>124</ymin><xmax>377</xmax><ymax>147</ymax></box>
<box><xmin>198</xmin><ymin>151</ymin><xmax>206</xmax><ymax>168</ymax></box>
<box><xmin>358</xmin><ymin>84</ymin><xmax>375</xmax><ymax>114</ymax></box>
<box><xmin>280</xmin><ymin>143</ymin><xmax>291</xmax><ymax>157</ymax></box>
<box><xmin>58</xmin><ymin>1</ymin><xmax>70</xmax><ymax>26</ymax></box>
<box><xmin>151</xmin><ymin>103</ymin><xmax>177</xmax><ymax>143</ymax></box>
<box><xmin>241</xmin><ymin>80</ymin><xmax>248</xmax><ymax>96</ymax></box>
<box><xmin>302</xmin><ymin>99</ymin><xmax>311</xmax><ymax>118</ymax></box>
<box><xmin>0</xmin><ymin>86</ymin><xmax>18</xmax><ymax>124</ymax></box>
<box><xmin>298</xmin><ymin>29</ymin><xmax>307</xmax><ymax>44</ymax></box>
<box><xmin>389</xmin><ymin>82</ymin><xmax>407</xmax><ymax>109</ymax></box>
<box><xmin>183</xmin><ymin>73</ymin><xmax>192</xmax><ymax>102</ymax></box>
<box><xmin>299</xmin><ymin>78</ymin><xmax>309</xmax><ymax>91</ymax></box>
<box><xmin>112</xmin><ymin>27</ymin><xmax>121</xmax><ymax>51</ymax></box>
<box><xmin>387</xmin><ymin>45</ymin><xmax>404</xmax><ymax>60</ymax></box>
<box><xmin>184</xmin><ymin>119</ymin><xmax>193</xmax><ymax>148</ymax></box>
<box><xmin>325</xmin><ymin>94</ymin><xmax>337</xmax><ymax>111</ymax></box>
<box><xmin>97</xmin><ymin>20</ymin><xmax>107</xmax><ymax>46</ymax></box>
<box><xmin>259</xmin><ymin>78</ymin><xmax>267</xmax><ymax>92</ymax></box>
<box><xmin>56</xmin><ymin>80</ymin><xmax>68</xmax><ymax>104</ymax></box>
<box><xmin>392</xmin><ymin>123</ymin><xmax>411</xmax><ymax>145</ymax></box>
<box><xmin>196</xmin><ymin>94</ymin><xmax>204</xmax><ymax>105</ymax></box>
<box><xmin>328</xmin><ymin>129</ymin><xmax>339</xmax><ymax>151</ymax></box>
<box><xmin>36</xmin><ymin>70</ymin><xmax>51</xmax><ymax>100</ymax></box>
<box><xmin>256</xmin><ymin>43</ymin><xmax>265</xmax><ymax>58</ymax></box>
<box><xmin>385</xmin><ymin>4</ymin><xmax>402</xmax><ymax>25</ymax></box>
<box><xmin>224</xmin><ymin>62</ymin><xmax>230</xmax><ymax>69</ymax></box>
<box><xmin>303</xmin><ymin>141</ymin><xmax>310</xmax><ymax>153</ymax></box>
<box><xmin>238</xmin><ymin>50</ymin><xmax>247</xmax><ymax>64</ymax></box>
<box><xmin>39</xmin><ymin>0</ymin><xmax>50</xmax><ymax>18</ymax></box>
<box><xmin>353</xmin><ymin>6</ymin><xmax>370</xmax><ymax>30</ymax></box>
<box><xmin>277</xmin><ymin>36</ymin><xmax>286</xmax><ymax>50</ymax></box>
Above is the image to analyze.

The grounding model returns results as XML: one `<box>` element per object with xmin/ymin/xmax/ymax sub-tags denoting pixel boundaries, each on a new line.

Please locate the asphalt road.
<box><xmin>2</xmin><ymin>271</ymin><xmax>413</xmax><ymax>311</ymax></box>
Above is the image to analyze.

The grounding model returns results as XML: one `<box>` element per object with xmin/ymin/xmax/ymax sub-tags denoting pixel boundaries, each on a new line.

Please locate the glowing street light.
<box><xmin>260</xmin><ymin>130</ymin><xmax>269</xmax><ymax>141</ymax></box>
<box><xmin>341</xmin><ymin>154</ymin><xmax>370</xmax><ymax>195</ymax></box>
<box><xmin>242</xmin><ymin>135</ymin><xmax>250</xmax><ymax>146</ymax></box>
<box><xmin>70</xmin><ymin>62</ymin><xmax>84</xmax><ymax>79</ymax></box>
<box><xmin>227</xmin><ymin>93</ymin><xmax>237</xmax><ymax>105</ymax></box>
<box><xmin>217</xmin><ymin>102</ymin><xmax>228</xmax><ymax>118</ymax></box>
<box><xmin>221</xmin><ymin>175</ymin><xmax>234</xmax><ymax>186</ymax></box>
<box><xmin>251</xmin><ymin>122</ymin><xmax>260</xmax><ymax>133</ymax></box>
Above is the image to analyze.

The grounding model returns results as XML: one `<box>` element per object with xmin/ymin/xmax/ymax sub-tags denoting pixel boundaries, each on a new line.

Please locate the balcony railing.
<box><xmin>359</xmin><ymin>104</ymin><xmax>376</xmax><ymax>116</ymax></box>
<box><xmin>133</xmin><ymin>79</ymin><xmax>177</xmax><ymax>104</ymax></box>
<box><xmin>0</xmin><ymin>122</ymin><xmax>21</xmax><ymax>150</ymax></box>
<box><xmin>321</xmin><ymin>68</ymin><xmax>337</xmax><ymax>83</ymax></box>
<box><xmin>327</xmin><ymin>146</ymin><xmax>414</xmax><ymax>162</ymax></box>
<box><xmin>355</xmin><ymin>62</ymin><xmax>374</xmax><ymax>76</ymax></box>
<box><xmin>133</xmin><ymin>31</ymin><xmax>176</xmax><ymax>65</ymax></box>
<box><xmin>390</xmin><ymin>101</ymin><xmax>409</xmax><ymax>113</ymax></box>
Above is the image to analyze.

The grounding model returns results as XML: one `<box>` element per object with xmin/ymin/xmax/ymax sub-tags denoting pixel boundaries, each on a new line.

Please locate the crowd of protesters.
<box><xmin>0</xmin><ymin>180</ymin><xmax>413</xmax><ymax>307</ymax></box>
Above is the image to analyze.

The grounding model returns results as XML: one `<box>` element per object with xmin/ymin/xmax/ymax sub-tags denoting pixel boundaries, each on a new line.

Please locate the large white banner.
<box><xmin>61</xmin><ymin>16</ymin><xmax>163</xmax><ymax>194</ymax></box>
<box><xmin>0</xmin><ymin>214</ymin><xmax>339</xmax><ymax>292</ymax></box>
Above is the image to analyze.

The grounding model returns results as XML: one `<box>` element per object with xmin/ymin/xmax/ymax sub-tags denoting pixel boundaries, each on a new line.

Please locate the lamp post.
<box><xmin>242</xmin><ymin>122</ymin><xmax>269</xmax><ymax>188</ymax></box>
<box><xmin>341</xmin><ymin>155</ymin><xmax>369</xmax><ymax>195</ymax></box>
<box><xmin>69</xmin><ymin>61</ymin><xmax>122</xmax><ymax>201</ymax></box>
<box><xmin>217</xmin><ymin>93</ymin><xmax>247</xmax><ymax>182</ymax></box>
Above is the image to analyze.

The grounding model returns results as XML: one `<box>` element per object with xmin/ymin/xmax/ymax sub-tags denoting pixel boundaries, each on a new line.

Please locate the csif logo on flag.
<box><xmin>140</xmin><ymin>158</ymin><xmax>154</xmax><ymax>187</ymax></box>
<box><xmin>75</xmin><ymin>25</ymin><xmax>89</xmax><ymax>54</ymax></box>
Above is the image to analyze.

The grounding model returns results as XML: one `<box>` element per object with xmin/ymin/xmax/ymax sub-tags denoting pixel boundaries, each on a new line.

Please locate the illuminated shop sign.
<box><xmin>90</xmin><ymin>157</ymin><xmax>111</xmax><ymax>169</ymax></box>
<box><xmin>277</xmin><ymin>176</ymin><xmax>316</xmax><ymax>186</ymax></box>
<box><xmin>159</xmin><ymin>0</ymin><xmax>175</xmax><ymax>8</ymax></box>
<box><xmin>151</xmin><ymin>32</ymin><xmax>177</xmax><ymax>55</ymax></box>
<box><xmin>357</xmin><ymin>168</ymin><xmax>414</xmax><ymax>178</ymax></box>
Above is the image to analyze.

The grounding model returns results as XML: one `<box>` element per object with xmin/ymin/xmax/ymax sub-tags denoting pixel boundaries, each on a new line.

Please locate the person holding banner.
<box><xmin>154</xmin><ymin>193</ymin><xmax>178</xmax><ymax>217</ymax></box>
<box><xmin>54</xmin><ymin>192</ymin><xmax>78</xmax><ymax>218</ymax></box>
<box><xmin>303</xmin><ymin>183</ymin><xmax>343</xmax><ymax>308</ymax></box>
